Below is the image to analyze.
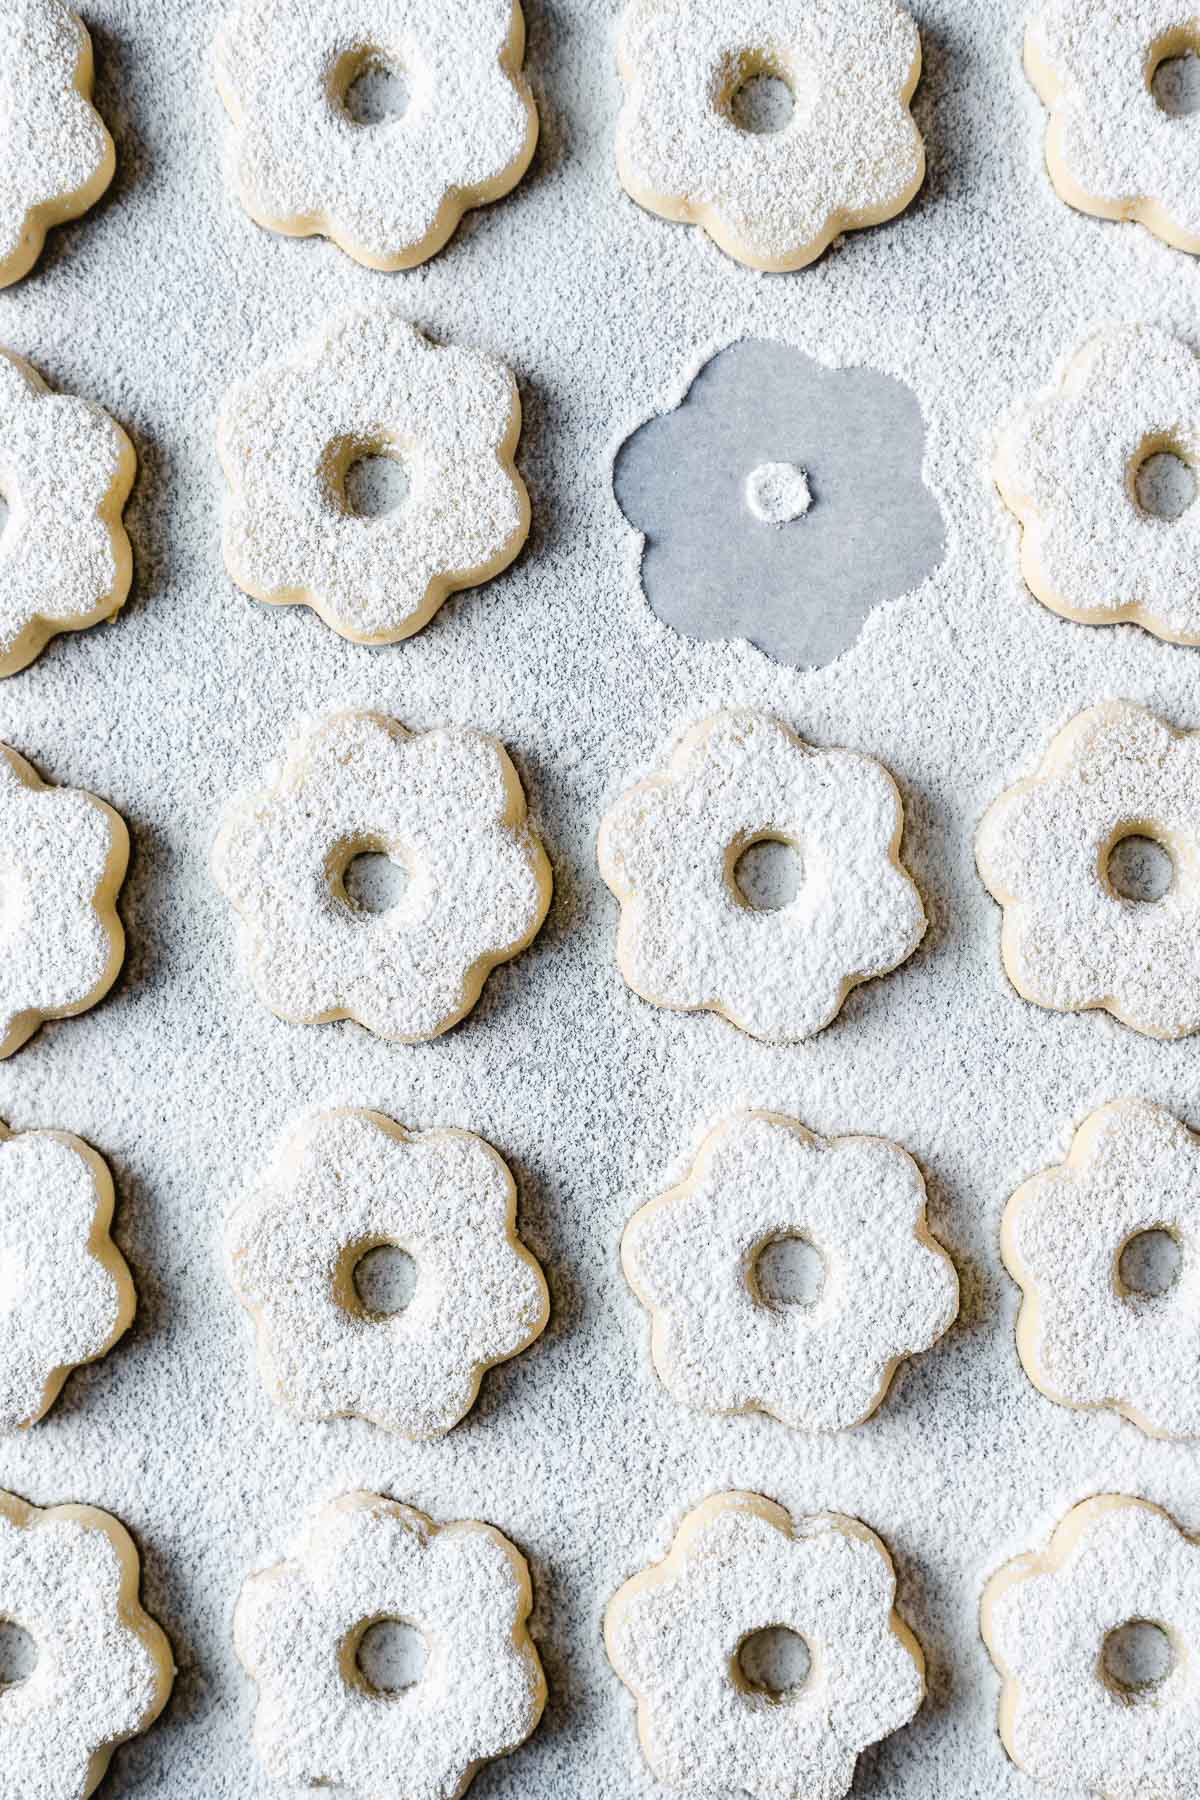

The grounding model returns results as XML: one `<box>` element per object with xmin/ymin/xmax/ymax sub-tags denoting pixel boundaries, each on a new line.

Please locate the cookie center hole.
<box><xmin>343</xmin><ymin>850</ymin><xmax>410</xmax><ymax>913</ymax></box>
<box><xmin>1135</xmin><ymin>447</ymin><xmax>1197</xmax><ymax>520</ymax></box>
<box><xmin>1151</xmin><ymin>43</ymin><xmax>1200</xmax><ymax>115</ymax></box>
<box><xmin>341</xmin><ymin>51</ymin><xmax>409</xmax><ymax>125</ymax></box>
<box><xmin>738</xmin><ymin>1626</ymin><xmax>811</xmax><ymax>1698</ymax></box>
<box><xmin>1119</xmin><ymin>1229</ymin><xmax>1181</xmax><ymax>1299</ymax></box>
<box><xmin>730</xmin><ymin>68</ymin><xmax>796</xmax><ymax>134</ymax></box>
<box><xmin>734</xmin><ymin>836</ymin><xmax>804</xmax><ymax>911</ymax></box>
<box><xmin>1106</xmin><ymin>833</ymin><xmax>1175</xmax><ymax>903</ymax></box>
<box><xmin>745</xmin><ymin>461</ymin><xmax>812</xmax><ymax>526</ymax></box>
<box><xmin>344</xmin><ymin>451</ymin><xmax>410</xmax><ymax>520</ymax></box>
<box><xmin>356</xmin><ymin>1618</ymin><xmax>425</xmax><ymax>1694</ymax></box>
<box><xmin>1101</xmin><ymin>1620</ymin><xmax>1174</xmax><ymax>1700</ymax></box>
<box><xmin>0</xmin><ymin>1621</ymin><xmax>36</xmax><ymax>1689</ymax></box>
<box><xmin>352</xmin><ymin>1245</ymin><xmax>417</xmax><ymax>1317</ymax></box>
<box><xmin>754</xmin><ymin>1234</ymin><xmax>824</xmax><ymax>1308</ymax></box>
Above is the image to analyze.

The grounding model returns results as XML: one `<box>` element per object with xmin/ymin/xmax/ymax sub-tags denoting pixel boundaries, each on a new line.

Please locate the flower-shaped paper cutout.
<box><xmin>218</xmin><ymin>309</ymin><xmax>529</xmax><ymax>644</ymax></box>
<box><xmin>1004</xmin><ymin>1099</ymin><xmax>1200</xmax><ymax>1440</ymax></box>
<box><xmin>0</xmin><ymin>1122</ymin><xmax>134</xmax><ymax>1433</ymax></box>
<box><xmin>215</xmin><ymin>0</ymin><xmax>537</xmax><ymax>269</ymax></box>
<box><xmin>0</xmin><ymin>1490</ymin><xmax>174</xmax><ymax>1798</ymax></box>
<box><xmin>228</xmin><ymin>1108</ymin><xmax>548</xmax><ymax>1435</ymax></box>
<box><xmin>1026</xmin><ymin>1</ymin><xmax>1200</xmax><ymax>254</ymax></box>
<box><xmin>982</xmin><ymin>1494</ymin><xmax>1200</xmax><ymax>1796</ymax></box>
<box><xmin>605</xmin><ymin>1490</ymin><xmax>925</xmax><ymax>1797</ymax></box>
<box><xmin>616</xmin><ymin>0</ymin><xmax>924</xmax><ymax>270</ymax></box>
<box><xmin>996</xmin><ymin>327</ymin><xmax>1200</xmax><ymax>644</ymax></box>
<box><xmin>598</xmin><ymin>710</ymin><xmax>925</xmax><ymax>1042</ymax></box>
<box><xmin>623</xmin><ymin>1112</ymin><xmax>958</xmax><ymax>1431</ymax></box>
<box><xmin>212</xmin><ymin>710</ymin><xmax>551</xmax><ymax>1043</ymax></box>
<box><xmin>0</xmin><ymin>742</ymin><xmax>128</xmax><ymax>1058</ymax></box>
<box><xmin>0</xmin><ymin>348</ymin><xmax>135</xmax><ymax>674</ymax></box>
<box><xmin>977</xmin><ymin>701</ymin><xmax>1200</xmax><ymax>1039</ymax></box>
<box><xmin>613</xmin><ymin>340</ymin><xmax>945</xmax><ymax>669</ymax></box>
<box><xmin>0</xmin><ymin>0</ymin><xmax>115</xmax><ymax>288</ymax></box>
<box><xmin>235</xmin><ymin>1490</ymin><xmax>545</xmax><ymax>1799</ymax></box>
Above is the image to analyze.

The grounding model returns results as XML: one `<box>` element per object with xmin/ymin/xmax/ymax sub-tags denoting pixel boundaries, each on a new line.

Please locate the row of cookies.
<box><xmin>2</xmin><ymin>1478</ymin><xmax>1194</xmax><ymax>1797</ymax></box>
<box><xmin>6</xmin><ymin>0</ymin><xmax>1197</xmax><ymax>285</ymax></box>
<box><xmin>1</xmin><ymin>1097</ymin><xmax>1192</xmax><ymax>1443</ymax></box>
<box><xmin>1</xmin><ymin>692</ymin><xmax>1196</xmax><ymax>1061</ymax></box>
<box><xmin>2</xmin><ymin>307</ymin><xmax>1197</xmax><ymax>669</ymax></box>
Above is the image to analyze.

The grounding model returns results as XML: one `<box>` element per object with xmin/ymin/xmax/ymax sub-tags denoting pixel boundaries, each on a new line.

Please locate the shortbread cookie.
<box><xmin>212</xmin><ymin>710</ymin><xmax>551</xmax><ymax>1042</ymax></box>
<box><xmin>616</xmin><ymin>0</ymin><xmax>924</xmax><ymax>270</ymax></box>
<box><xmin>218</xmin><ymin>309</ymin><xmax>529</xmax><ymax>644</ymax></box>
<box><xmin>1026</xmin><ymin>0</ymin><xmax>1200</xmax><ymax>254</ymax></box>
<box><xmin>623</xmin><ymin>1112</ymin><xmax>958</xmax><ymax>1431</ymax></box>
<box><xmin>235</xmin><ymin>1490</ymin><xmax>545</xmax><ymax>1798</ymax></box>
<box><xmin>982</xmin><ymin>1494</ymin><xmax>1200</xmax><ymax>1796</ymax></box>
<box><xmin>995</xmin><ymin>327</ymin><xmax>1200</xmax><ymax>644</ymax></box>
<box><xmin>0</xmin><ymin>1490</ymin><xmax>174</xmax><ymax>1798</ymax></box>
<box><xmin>605</xmin><ymin>1490</ymin><xmax>925</xmax><ymax>1797</ymax></box>
<box><xmin>977</xmin><ymin>701</ymin><xmax>1200</xmax><ymax>1038</ymax></box>
<box><xmin>215</xmin><ymin>1</ymin><xmax>537</xmax><ymax>269</ymax></box>
<box><xmin>1003</xmin><ymin>1099</ymin><xmax>1200</xmax><ymax>1439</ymax></box>
<box><xmin>0</xmin><ymin>1121</ymin><xmax>134</xmax><ymax>1433</ymax></box>
<box><xmin>0</xmin><ymin>742</ymin><xmax>128</xmax><ymax>1058</ymax></box>
<box><xmin>228</xmin><ymin>1108</ymin><xmax>548</xmax><ymax>1435</ymax></box>
<box><xmin>0</xmin><ymin>348</ymin><xmax>135</xmax><ymax>674</ymax></box>
<box><xmin>598</xmin><ymin>710</ymin><xmax>925</xmax><ymax>1042</ymax></box>
<box><xmin>0</xmin><ymin>0</ymin><xmax>115</xmax><ymax>288</ymax></box>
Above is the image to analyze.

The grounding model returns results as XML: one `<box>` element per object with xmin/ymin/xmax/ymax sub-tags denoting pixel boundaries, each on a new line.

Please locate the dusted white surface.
<box><xmin>1</xmin><ymin>1</ymin><xmax>1200</xmax><ymax>1796</ymax></box>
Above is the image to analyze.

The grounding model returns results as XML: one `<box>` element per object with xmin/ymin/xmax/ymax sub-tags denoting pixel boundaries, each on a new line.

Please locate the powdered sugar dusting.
<box><xmin>215</xmin><ymin>0</ymin><xmax>536</xmax><ymax>268</ymax></box>
<box><xmin>234</xmin><ymin>1491</ymin><xmax>544</xmax><ymax>1796</ymax></box>
<box><xmin>227</xmin><ymin>1108</ymin><xmax>548</xmax><ymax>1435</ymax></box>
<box><xmin>622</xmin><ymin>1111</ymin><xmax>958</xmax><ymax>1431</ymax></box>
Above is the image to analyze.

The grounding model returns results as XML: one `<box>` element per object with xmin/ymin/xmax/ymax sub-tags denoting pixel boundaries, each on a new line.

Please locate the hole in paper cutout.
<box><xmin>352</xmin><ymin>1245</ymin><xmax>418</xmax><ymax>1317</ymax></box>
<box><xmin>1107</xmin><ymin>834</ymin><xmax>1175</xmax><ymax>903</ymax></box>
<box><xmin>1151</xmin><ymin>43</ymin><xmax>1200</xmax><ymax>115</ymax></box>
<box><xmin>343</xmin><ymin>850</ymin><xmax>410</xmax><ymax>913</ymax></box>
<box><xmin>738</xmin><ymin>1625</ymin><xmax>812</xmax><ymax>1698</ymax></box>
<box><xmin>754</xmin><ymin>1234</ymin><xmax>825</xmax><ymax>1307</ymax></box>
<box><xmin>734</xmin><ymin>837</ymin><xmax>804</xmax><ymax>910</ymax></box>
<box><xmin>344</xmin><ymin>452</ymin><xmax>410</xmax><ymax>520</ymax></box>
<box><xmin>614</xmin><ymin>341</ymin><xmax>945</xmax><ymax>669</ymax></box>
<box><xmin>1102</xmin><ymin>1620</ymin><xmax>1174</xmax><ymax>1700</ymax></box>
<box><xmin>1135</xmin><ymin>450</ymin><xmax>1197</xmax><ymax>520</ymax></box>
<box><xmin>341</xmin><ymin>52</ymin><xmax>410</xmax><ymax>125</ymax></box>
<box><xmin>0</xmin><ymin>1621</ymin><xmax>37</xmax><ymax>1689</ymax></box>
<box><xmin>745</xmin><ymin>461</ymin><xmax>812</xmax><ymax>525</ymax></box>
<box><xmin>1119</xmin><ymin>1228</ymin><xmax>1181</xmax><ymax>1298</ymax></box>
<box><xmin>356</xmin><ymin>1618</ymin><xmax>426</xmax><ymax>1693</ymax></box>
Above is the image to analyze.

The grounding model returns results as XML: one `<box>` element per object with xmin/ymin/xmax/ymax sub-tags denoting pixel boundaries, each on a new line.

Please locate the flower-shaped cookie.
<box><xmin>1026</xmin><ymin>0</ymin><xmax>1200</xmax><ymax>254</ymax></box>
<box><xmin>0</xmin><ymin>347</ymin><xmax>135</xmax><ymax>675</ymax></box>
<box><xmin>996</xmin><ymin>327</ymin><xmax>1200</xmax><ymax>644</ymax></box>
<box><xmin>213</xmin><ymin>710</ymin><xmax>550</xmax><ymax>1042</ymax></box>
<box><xmin>0</xmin><ymin>1489</ymin><xmax>174</xmax><ymax>1798</ymax></box>
<box><xmin>0</xmin><ymin>0</ymin><xmax>115</xmax><ymax>288</ymax></box>
<box><xmin>228</xmin><ymin>1108</ymin><xmax>548</xmax><ymax>1435</ymax></box>
<box><xmin>616</xmin><ymin>0</ymin><xmax>925</xmax><ymax>270</ymax></box>
<box><xmin>623</xmin><ymin>1112</ymin><xmax>958</xmax><ymax>1431</ymax></box>
<box><xmin>0</xmin><ymin>1122</ymin><xmax>134</xmax><ymax>1433</ymax></box>
<box><xmin>605</xmin><ymin>1490</ymin><xmax>925</xmax><ymax>1796</ymax></box>
<box><xmin>598</xmin><ymin>711</ymin><xmax>925</xmax><ymax>1042</ymax></box>
<box><xmin>977</xmin><ymin>701</ymin><xmax>1200</xmax><ymax>1039</ymax></box>
<box><xmin>1003</xmin><ymin>1099</ymin><xmax>1200</xmax><ymax>1440</ymax></box>
<box><xmin>0</xmin><ymin>742</ymin><xmax>128</xmax><ymax>1058</ymax></box>
<box><xmin>235</xmin><ymin>1490</ymin><xmax>545</xmax><ymax>1799</ymax></box>
<box><xmin>218</xmin><ymin>309</ymin><xmax>529</xmax><ymax>644</ymax></box>
<box><xmin>215</xmin><ymin>0</ymin><xmax>537</xmax><ymax>269</ymax></box>
<box><xmin>982</xmin><ymin>1494</ymin><xmax>1200</xmax><ymax>1796</ymax></box>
